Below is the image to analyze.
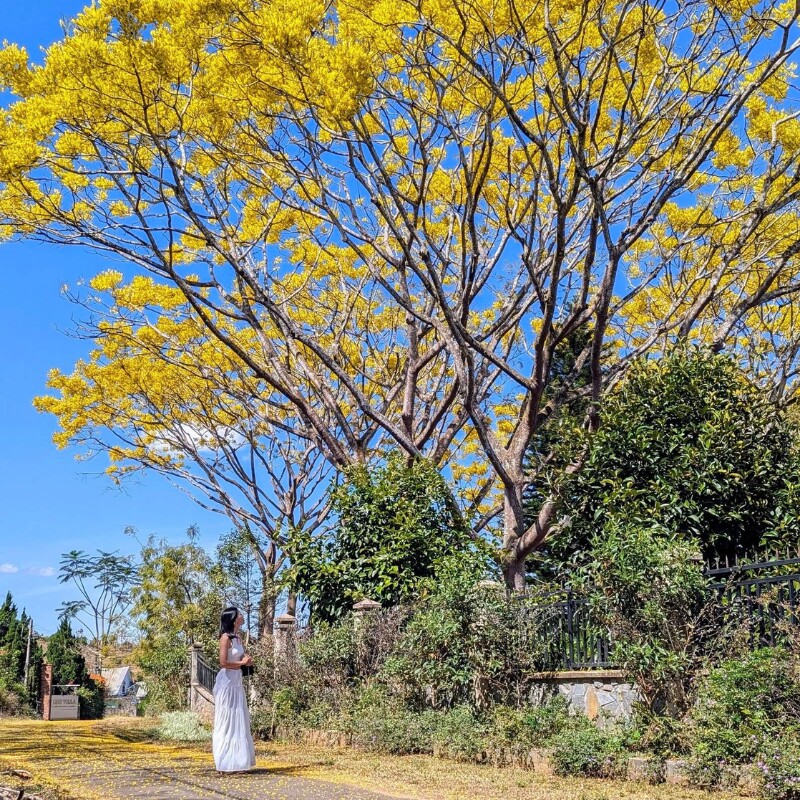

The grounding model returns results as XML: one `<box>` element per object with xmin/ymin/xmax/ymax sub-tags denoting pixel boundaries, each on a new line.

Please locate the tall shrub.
<box><xmin>552</xmin><ymin>350</ymin><xmax>800</xmax><ymax>570</ymax></box>
<box><xmin>286</xmin><ymin>457</ymin><xmax>474</xmax><ymax>623</ymax></box>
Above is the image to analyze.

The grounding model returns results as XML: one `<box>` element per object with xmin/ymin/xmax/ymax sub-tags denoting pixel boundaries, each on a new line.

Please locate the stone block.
<box><xmin>627</xmin><ymin>757</ymin><xmax>654</xmax><ymax>782</ymax></box>
<box><xmin>621</xmin><ymin>693</ymin><xmax>633</xmax><ymax>717</ymax></box>
<box><xmin>665</xmin><ymin>759</ymin><xmax>690</xmax><ymax>786</ymax></box>
<box><xmin>722</xmin><ymin>765</ymin><xmax>760</xmax><ymax>796</ymax></box>
<box><xmin>585</xmin><ymin>686</ymin><xmax>599</xmax><ymax>719</ymax></box>
<box><xmin>596</xmin><ymin>690</ymin><xmax>617</xmax><ymax>709</ymax></box>
<box><xmin>570</xmin><ymin>683</ymin><xmax>587</xmax><ymax>698</ymax></box>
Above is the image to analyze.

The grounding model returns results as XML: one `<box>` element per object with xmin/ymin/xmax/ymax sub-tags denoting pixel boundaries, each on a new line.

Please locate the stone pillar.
<box><xmin>274</xmin><ymin>613</ymin><xmax>297</xmax><ymax>668</ymax></box>
<box><xmin>189</xmin><ymin>643</ymin><xmax>202</xmax><ymax>686</ymax></box>
<box><xmin>352</xmin><ymin>598</ymin><xmax>381</xmax><ymax>630</ymax></box>
<box><xmin>40</xmin><ymin>664</ymin><xmax>52</xmax><ymax>721</ymax></box>
<box><xmin>188</xmin><ymin>643</ymin><xmax>201</xmax><ymax>711</ymax></box>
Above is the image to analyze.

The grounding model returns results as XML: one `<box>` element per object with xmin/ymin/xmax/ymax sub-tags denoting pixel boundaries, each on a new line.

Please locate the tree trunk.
<box><xmin>504</xmin><ymin>558</ymin><xmax>527</xmax><ymax>593</ymax></box>
<box><xmin>501</xmin><ymin>487</ymin><xmax>528</xmax><ymax>592</ymax></box>
<box><xmin>259</xmin><ymin>580</ymin><xmax>277</xmax><ymax>640</ymax></box>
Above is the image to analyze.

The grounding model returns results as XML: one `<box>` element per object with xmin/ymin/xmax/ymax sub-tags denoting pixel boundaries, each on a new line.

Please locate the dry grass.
<box><xmin>0</xmin><ymin>717</ymin><xmax>747</xmax><ymax>800</ymax></box>
<box><xmin>255</xmin><ymin>740</ymin><xmax>746</xmax><ymax>800</ymax></box>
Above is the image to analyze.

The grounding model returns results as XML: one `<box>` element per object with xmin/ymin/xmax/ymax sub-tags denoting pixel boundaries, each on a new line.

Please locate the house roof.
<box><xmin>101</xmin><ymin>666</ymin><xmax>133</xmax><ymax>697</ymax></box>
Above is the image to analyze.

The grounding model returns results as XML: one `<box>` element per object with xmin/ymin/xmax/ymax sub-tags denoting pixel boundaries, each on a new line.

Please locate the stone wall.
<box><xmin>529</xmin><ymin>670</ymin><xmax>640</xmax><ymax>722</ymax></box>
<box><xmin>104</xmin><ymin>696</ymin><xmax>139</xmax><ymax>717</ymax></box>
<box><xmin>189</xmin><ymin>683</ymin><xmax>215</xmax><ymax>724</ymax></box>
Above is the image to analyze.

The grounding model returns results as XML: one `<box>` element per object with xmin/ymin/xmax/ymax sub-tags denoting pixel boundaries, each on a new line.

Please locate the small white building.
<box><xmin>101</xmin><ymin>666</ymin><xmax>143</xmax><ymax>716</ymax></box>
<box><xmin>101</xmin><ymin>666</ymin><xmax>134</xmax><ymax>698</ymax></box>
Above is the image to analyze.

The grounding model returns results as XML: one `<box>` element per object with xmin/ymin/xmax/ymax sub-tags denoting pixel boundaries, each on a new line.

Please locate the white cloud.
<box><xmin>27</xmin><ymin>567</ymin><xmax>56</xmax><ymax>577</ymax></box>
<box><xmin>147</xmin><ymin>422</ymin><xmax>247</xmax><ymax>457</ymax></box>
<box><xmin>0</xmin><ymin>564</ymin><xmax>57</xmax><ymax>577</ymax></box>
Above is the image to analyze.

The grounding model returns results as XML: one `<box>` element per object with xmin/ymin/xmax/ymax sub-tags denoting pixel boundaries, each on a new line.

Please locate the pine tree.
<box><xmin>0</xmin><ymin>593</ymin><xmax>25</xmax><ymax>687</ymax></box>
<box><xmin>46</xmin><ymin>618</ymin><xmax>87</xmax><ymax>686</ymax></box>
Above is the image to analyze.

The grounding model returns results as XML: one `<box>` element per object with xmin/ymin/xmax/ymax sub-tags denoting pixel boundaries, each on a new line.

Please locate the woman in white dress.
<box><xmin>212</xmin><ymin>606</ymin><xmax>256</xmax><ymax>773</ymax></box>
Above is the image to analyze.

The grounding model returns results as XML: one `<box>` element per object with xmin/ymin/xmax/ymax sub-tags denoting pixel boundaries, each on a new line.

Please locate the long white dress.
<box><xmin>212</xmin><ymin>635</ymin><xmax>256</xmax><ymax>772</ymax></box>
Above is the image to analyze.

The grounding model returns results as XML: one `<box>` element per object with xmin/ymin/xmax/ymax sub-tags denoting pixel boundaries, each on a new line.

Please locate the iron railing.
<box><xmin>196</xmin><ymin>652</ymin><xmax>216</xmax><ymax>693</ymax></box>
<box><xmin>706</xmin><ymin>555</ymin><xmax>800</xmax><ymax>646</ymax></box>
<box><xmin>536</xmin><ymin>555</ymin><xmax>800</xmax><ymax>671</ymax></box>
<box><xmin>531</xmin><ymin>590</ymin><xmax>615</xmax><ymax>671</ymax></box>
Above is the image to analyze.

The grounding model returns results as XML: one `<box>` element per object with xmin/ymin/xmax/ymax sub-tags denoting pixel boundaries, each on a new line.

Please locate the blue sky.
<box><xmin>0</xmin><ymin>1</ymin><xmax>229</xmax><ymax>635</ymax></box>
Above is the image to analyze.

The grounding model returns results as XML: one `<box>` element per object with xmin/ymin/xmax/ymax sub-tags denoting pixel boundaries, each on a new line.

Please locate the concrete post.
<box><xmin>190</xmin><ymin>643</ymin><xmax>201</xmax><ymax>684</ymax></box>
<box><xmin>188</xmin><ymin>643</ymin><xmax>201</xmax><ymax>709</ymax></box>
<box><xmin>352</xmin><ymin>599</ymin><xmax>381</xmax><ymax>679</ymax></box>
<box><xmin>274</xmin><ymin>613</ymin><xmax>297</xmax><ymax>666</ymax></box>
<box><xmin>352</xmin><ymin>598</ymin><xmax>381</xmax><ymax>630</ymax></box>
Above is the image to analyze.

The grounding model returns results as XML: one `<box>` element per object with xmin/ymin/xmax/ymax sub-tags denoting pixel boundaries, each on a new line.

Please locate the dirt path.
<box><xmin>0</xmin><ymin>720</ymin><xmax>400</xmax><ymax>800</ymax></box>
<box><xmin>0</xmin><ymin>718</ymin><xmax>747</xmax><ymax>800</ymax></box>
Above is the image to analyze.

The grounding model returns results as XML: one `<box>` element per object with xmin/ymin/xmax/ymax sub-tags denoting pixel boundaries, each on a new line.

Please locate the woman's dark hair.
<box><xmin>219</xmin><ymin>606</ymin><xmax>239</xmax><ymax>637</ymax></box>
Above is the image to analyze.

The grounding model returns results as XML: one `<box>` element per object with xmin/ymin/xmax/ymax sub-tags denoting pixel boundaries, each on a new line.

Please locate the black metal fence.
<box><xmin>536</xmin><ymin>590</ymin><xmax>614</xmax><ymax>671</ymax></box>
<box><xmin>706</xmin><ymin>554</ymin><xmax>800</xmax><ymax>646</ymax></box>
<box><xmin>539</xmin><ymin>554</ymin><xmax>800</xmax><ymax>672</ymax></box>
<box><xmin>196</xmin><ymin>652</ymin><xmax>216</xmax><ymax>693</ymax></box>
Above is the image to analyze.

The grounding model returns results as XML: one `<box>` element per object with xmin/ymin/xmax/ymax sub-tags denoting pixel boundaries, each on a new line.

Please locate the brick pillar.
<box><xmin>40</xmin><ymin>664</ymin><xmax>52</xmax><ymax>721</ymax></box>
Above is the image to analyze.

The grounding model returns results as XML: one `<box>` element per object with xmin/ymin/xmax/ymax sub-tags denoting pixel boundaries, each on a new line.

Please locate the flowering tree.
<box><xmin>5</xmin><ymin>0</ymin><xmax>800</xmax><ymax>588</ymax></box>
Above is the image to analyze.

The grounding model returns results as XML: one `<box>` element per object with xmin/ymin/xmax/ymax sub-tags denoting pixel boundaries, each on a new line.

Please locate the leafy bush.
<box><xmin>689</xmin><ymin>648</ymin><xmax>800</xmax><ymax>784</ymax></box>
<box><xmin>347</xmin><ymin>705</ymin><xmax>437</xmax><ymax>754</ymax></box>
<box><xmin>136</xmin><ymin>640</ymin><xmax>190</xmax><ymax>714</ymax></box>
<box><xmin>77</xmin><ymin>678</ymin><xmax>105</xmax><ymax>719</ymax></box>
<box><xmin>548</xmin><ymin>716</ymin><xmax>629</xmax><ymax>778</ymax></box>
<box><xmin>250</xmin><ymin>706</ymin><xmax>276</xmax><ymax>740</ymax></box>
<box><xmin>380</xmin><ymin>602</ymin><xmax>472</xmax><ymax>709</ymax></box>
<box><xmin>300</xmin><ymin>621</ymin><xmax>357</xmax><ymax>682</ymax></box>
<box><xmin>379</xmin><ymin>556</ymin><xmax>553</xmax><ymax>709</ymax></box>
<box><xmin>630</xmin><ymin>705</ymin><xmax>689</xmax><ymax>757</ymax></box>
<box><xmin>431</xmin><ymin>705</ymin><xmax>487</xmax><ymax>761</ymax></box>
<box><xmin>589</xmin><ymin>524</ymin><xmax>709</xmax><ymax>713</ymax></box>
<box><xmin>489</xmin><ymin>697</ymin><xmax>571</xmax><ymax>751</ymax></box>
<box><xmin>0</xmin><ymin>681</ymin><xmax>27</xmax><ymax>717</ymax></box>
<box><xmin>286</xmin><ymin>456</ymin><xmax>475</xmax><ymax>623</ymax></box>
<box><xmin>271</xmin><ymin>686</ymin><xmax>305</xmax><ymax>722</ymax></box>
<box><xmin>757</xmin><ymin>736</ymin><xmax>800</xmax><ymax>800</ymax></box>
<box><xmin>252</xmin><ymin>685</ymin><xmax>343</xmax><ymax>741</ymax></box>
<box><xmin>300</xmin><ymin>608</ymin><xmax>408</xmax><ymax>690</ymax></box>
<box><xmin>157</xmin><ymin>711</ymin><xmax>212</xmax><ymax>741</ymax></box>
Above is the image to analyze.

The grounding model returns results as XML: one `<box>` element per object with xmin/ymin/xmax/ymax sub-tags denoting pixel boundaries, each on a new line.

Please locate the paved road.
<box><xmin>0</xmin><ymin>721</ymin><xmax>404</xmax><ymax>800</ymax></box>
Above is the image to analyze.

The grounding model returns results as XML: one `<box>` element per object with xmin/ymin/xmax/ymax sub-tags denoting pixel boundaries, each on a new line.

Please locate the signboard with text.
<box><xmin>50</xmin><ymin>694</ymin><xmax>79</xmax><ymax>720</ymax></box>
